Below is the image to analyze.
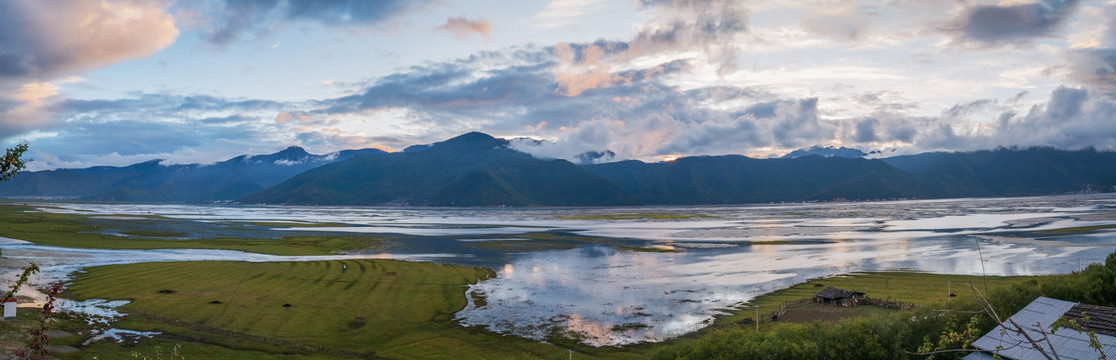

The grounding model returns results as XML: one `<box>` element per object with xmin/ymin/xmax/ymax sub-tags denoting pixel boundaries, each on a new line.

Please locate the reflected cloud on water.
<box><xmin>4</xmin><ymin>194</ymin><xmax>1116</xmax><ymax>346</ymax></box>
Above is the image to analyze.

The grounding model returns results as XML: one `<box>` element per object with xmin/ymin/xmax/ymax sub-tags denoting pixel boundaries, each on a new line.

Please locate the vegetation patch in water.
<box><xmin>1039</xmin><ymin>224</ymin><xmax>1116</xmax><ymax>234</ymax></box>
<box><xmin>0</xmin><ymin>205</ymin><xmax>386</xmax><ymax>255</ymax></box>
<box><xmin>557</xmin><ymin>213</ymin><xmax>714</xmax><ymax>221</ymax></box>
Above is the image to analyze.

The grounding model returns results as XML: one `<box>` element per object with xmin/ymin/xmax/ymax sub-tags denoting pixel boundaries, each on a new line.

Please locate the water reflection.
<box><xmin>4</xmin><ymin>194</ymin><xmax>1116</xmax><ymax>346</ymax></box>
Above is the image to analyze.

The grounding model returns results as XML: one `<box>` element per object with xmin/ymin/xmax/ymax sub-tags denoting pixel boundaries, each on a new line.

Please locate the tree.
<box><xmin>1</xmin><ymin>143</ymin><xmax>29</xmax><ymax>182</ymax></box>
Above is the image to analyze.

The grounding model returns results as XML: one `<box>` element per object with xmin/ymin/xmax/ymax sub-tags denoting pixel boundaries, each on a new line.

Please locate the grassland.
<box><xmin>0</xmin><ymin>205</ymin><xmax>384</xmax><ymax>255</ymax></box>
<box><xmin>61</xmin><ymin>259</ymin><xmax>626</xmax><ymax>359</ymax></box>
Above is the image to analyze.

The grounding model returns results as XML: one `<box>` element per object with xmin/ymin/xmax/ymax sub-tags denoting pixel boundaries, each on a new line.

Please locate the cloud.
<box><xmin>0</xmin><ymin>0</ymin><xmax>178</xmax><ymax>83</ymax></box>
<box><xmin>541</xmin><ymin>0</ymin><xmax>749</xmax><ymax>96</ymax></box>
<box><xmin>1066</xmin><ymin>48</ymin><xmax>1116</xmax><ymax>93</ymax></box>
<box><xmin>947</xmin><ymin>0</ymin><xmax>1080</xmax><ymax>45</ymax></box>
<box><xmin>0</xmin><ymin>0</ymin><xmax>178</xmax><ymax>141</ymax></box>
<box><xmin>531</xmin><ymin>0</ymin><xmax>612</xmax><ymax>28</ymax></box>
<box><xmin>854</xmin><ymin>118</ymin><xmax>879</xmax><ymax>143</ymax></box>
<box><xmin>437</xmin><ymin>16</ymin><xmax>492</xmax><ymax>39</ymax></box>
<box><xmin>200</xmin><ymin>0</ymin><xmax>432</xmax><ymax>46</ymax></box>
<box><xmin>801</xmin><ymin>3</ymin><xmax>871</xmax><ymax>40</ymax></box>
<box><xmin>626</xmin><ymin>0</ymin><xmax>748</xmax><ymax>72</ymax></box>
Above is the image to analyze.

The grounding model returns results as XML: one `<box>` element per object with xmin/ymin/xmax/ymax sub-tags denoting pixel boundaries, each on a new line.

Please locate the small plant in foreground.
<box><xmin>131</xmin><ymin>344</ymin><xmax>186</xmax><ymax>360</ymax></box>
<box><xmin>18</xmin><ymin>280</ymin><xmax>63</xmax><ymax>359</ymax></box>
<box><xmin>4</xmin><ymin>262</ymin><xmax>40</xmax><ymax>300</ymax></box>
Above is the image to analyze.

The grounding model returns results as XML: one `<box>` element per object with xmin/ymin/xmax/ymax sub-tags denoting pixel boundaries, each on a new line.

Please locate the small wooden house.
<box><xmin>815</xmin><ymin>286</ymin><xmax>865</xmax><ymax>307</ymax></box>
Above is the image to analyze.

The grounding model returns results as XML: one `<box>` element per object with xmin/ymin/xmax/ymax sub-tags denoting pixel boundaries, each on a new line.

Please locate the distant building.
<box><xmin>964</xmin><ymin>296</ymin><xmax>1116</xmax><ymax>360</ymax></box>
<box><xmin>814</xmin><ymin>286</ymin><xmax>865</xmax><ymax>307</ymax></box>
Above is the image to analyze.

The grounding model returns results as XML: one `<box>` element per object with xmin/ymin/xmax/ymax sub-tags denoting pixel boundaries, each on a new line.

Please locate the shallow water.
<box><xmin>4</xmin><ymin>194</ymin><xmax>1116</xmax><ymax>346</ymax></box>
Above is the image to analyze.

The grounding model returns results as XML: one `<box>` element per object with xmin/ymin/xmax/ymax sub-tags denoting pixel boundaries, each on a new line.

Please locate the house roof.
<box><xmin>814</xmin><ymin>286</ymin><xmax>864</xmax><ymax>300</ymax></box>
<box><xmin>1065</xmin><ymin>303</ymin><xmax>1116</xmax><ymax>338</ymax></box>
<box><xmin>963</xmin><ymin>297</ymin><xmax>1116</xmax><ymax>360</ymax></box>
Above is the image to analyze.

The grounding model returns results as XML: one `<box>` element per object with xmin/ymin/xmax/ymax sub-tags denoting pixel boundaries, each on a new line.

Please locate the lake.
<box><xmin>2</xmin><ymin>194</ymin><xmax>1114</xmax><ymax>346</ymax></box>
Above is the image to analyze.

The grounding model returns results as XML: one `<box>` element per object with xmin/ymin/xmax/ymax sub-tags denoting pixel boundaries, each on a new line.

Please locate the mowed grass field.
<box><xmin>62</xmin><ymin>259</ymin><xmax>641</xmax><ymax>359</ymax></box>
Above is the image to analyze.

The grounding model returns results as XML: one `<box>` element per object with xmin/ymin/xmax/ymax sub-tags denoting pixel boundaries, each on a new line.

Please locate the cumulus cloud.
<box><xmin>200</xmin><ymin>0</ymin><xmax>431</xmax><ymax>45</ymax></box>
<box><xmin>437</xmin><ymin>16</ymin><xmax>492</xmax><ymax>39</ymax></box>
<box><xmin>544</xmin><ymin>0</ymin><xmax>749</xmax><ymax>96</ymax></box>
<box><xmin>0</xmin><ymin>0</ymin><xmax>178</xmax><ymax>83</ymax></box>
<box><xmin>995</xmin><ymin>86</ymin><xmax>1116</xmax><ymax>148</ymax></box>
<box><xmin>947</xmin><ymin>0</ymin><xmax>1080</xmax><ymax>45</ymax></box>
<box><xmin>0</xmin><ymin>0</ymin><xmax>178</xmax><ymax>141</ymax></box>
<box><xmin>627</xmin><ymin>0</ymin><xmax>748</xmax><ymax>72</ymax></box>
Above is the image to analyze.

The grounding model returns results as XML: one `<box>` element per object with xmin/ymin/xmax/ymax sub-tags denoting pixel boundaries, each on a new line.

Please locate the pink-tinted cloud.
<box><xmin>0</xmin><ymin>0</ymin><xmax>179</xmax><ymax>83</ymax></box>
<box><xmin>437</xmin><ymin>16</ymin><xmax>492</xmax><ymax>39</ymax></box>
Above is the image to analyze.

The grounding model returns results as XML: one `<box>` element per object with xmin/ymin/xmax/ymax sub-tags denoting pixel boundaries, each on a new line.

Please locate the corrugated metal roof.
<box><xmin>967</xmin><ymin>297</ymin><xmax>1116</xmax><ymax>360</ymax></box>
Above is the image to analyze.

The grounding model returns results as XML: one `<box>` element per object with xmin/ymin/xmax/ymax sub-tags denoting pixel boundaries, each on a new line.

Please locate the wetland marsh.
<box><xmin>1</xmin><ymin>194</ymin><xmax>1115</xmax><ymax>354</ymax></box>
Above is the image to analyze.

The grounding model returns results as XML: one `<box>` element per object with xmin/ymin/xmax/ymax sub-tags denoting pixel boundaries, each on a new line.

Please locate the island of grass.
<box><xmin>1039</xmin><ymin>224</ymin><xmax>1116</xmax><ymax>234</ymax></box>
<box><xmin>557</xmin><ymin>212</ymin><xmax>714</xmax><ymax>221</ymax></box>
<box><xmin>0</xmin><ymin>205</ymin><xmax>385</xmax><ymax>255</ymax></box>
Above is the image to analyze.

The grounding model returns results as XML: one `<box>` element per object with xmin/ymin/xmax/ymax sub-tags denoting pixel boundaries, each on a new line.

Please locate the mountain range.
<box><xmin>3</xmin><ymin>132</ymin><xmax>1115</xmax><ymax>206</ymax></box>
<box><xmin>0</xmin><ymin>146</ymin><xmax>383</xmax><ymax>202</ymax></box>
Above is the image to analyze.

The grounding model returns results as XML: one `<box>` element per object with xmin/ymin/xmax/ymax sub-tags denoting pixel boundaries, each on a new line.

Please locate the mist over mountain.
<box><xmin>781</xmin><ymin>146</ymin><xmax>869</xmax><ymax>159</ymax></box>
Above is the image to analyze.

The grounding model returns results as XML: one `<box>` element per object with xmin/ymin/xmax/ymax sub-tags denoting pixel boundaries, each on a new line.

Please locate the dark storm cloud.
<box><xmin>203</xmin><ymin>0</ymin><xmax>432</xmax><ymax>45</ymax></box>
<box><xmin>950</xmin><ymin>0</ymin><xmax>1079</xmax><ymax>45</ymax></box>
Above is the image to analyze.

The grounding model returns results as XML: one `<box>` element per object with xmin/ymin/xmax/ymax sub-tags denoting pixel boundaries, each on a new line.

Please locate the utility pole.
<box><xmin>754</xmin><ymin>305</ymin><xmax>760</xmax><ymax>332</ymax></box>
<box><xmin>947</xmin><ymin>280</ymin><xmax>951</xmax><ymax>308</ymax></box>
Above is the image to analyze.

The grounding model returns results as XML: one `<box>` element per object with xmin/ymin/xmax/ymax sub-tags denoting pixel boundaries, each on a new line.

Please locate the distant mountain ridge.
<box><xmin>0</xmin><ymin>146</ymin><xmax>384</xmax><ymax>202</ymax></box>
<box><xmin>238</xmin><ymin>132</ymin><xmax>642</xmax><ymax>206</ymax></box>
<box><xmin>4</xmin><ymin>133</ymin><xmax>1116</xmax><ymax>206</ymax></box>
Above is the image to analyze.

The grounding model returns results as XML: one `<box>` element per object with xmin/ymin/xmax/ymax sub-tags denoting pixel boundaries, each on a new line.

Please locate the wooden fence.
<box><xmin>735</xmin><ymin>296</ymin><xmax>916</xmax><ymax>328</ymax></box>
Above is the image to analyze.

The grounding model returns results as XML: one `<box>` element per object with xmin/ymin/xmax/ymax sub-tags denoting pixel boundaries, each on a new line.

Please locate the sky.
<box><xmin>3</xmin><ymin>0</ymin><xmax>1116</xmax><ymax>170</ymax></box>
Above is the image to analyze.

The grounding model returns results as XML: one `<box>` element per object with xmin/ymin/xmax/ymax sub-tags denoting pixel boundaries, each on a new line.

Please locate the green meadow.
<box><xmin>61</xmin><ymin>259</ymin><xmax>624</xmax><ymax>359</ymax></box>
<box><xmin>0</xmin><ymin>205</ymin><xmax>384</xmax><ymax>255</ymax></box>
